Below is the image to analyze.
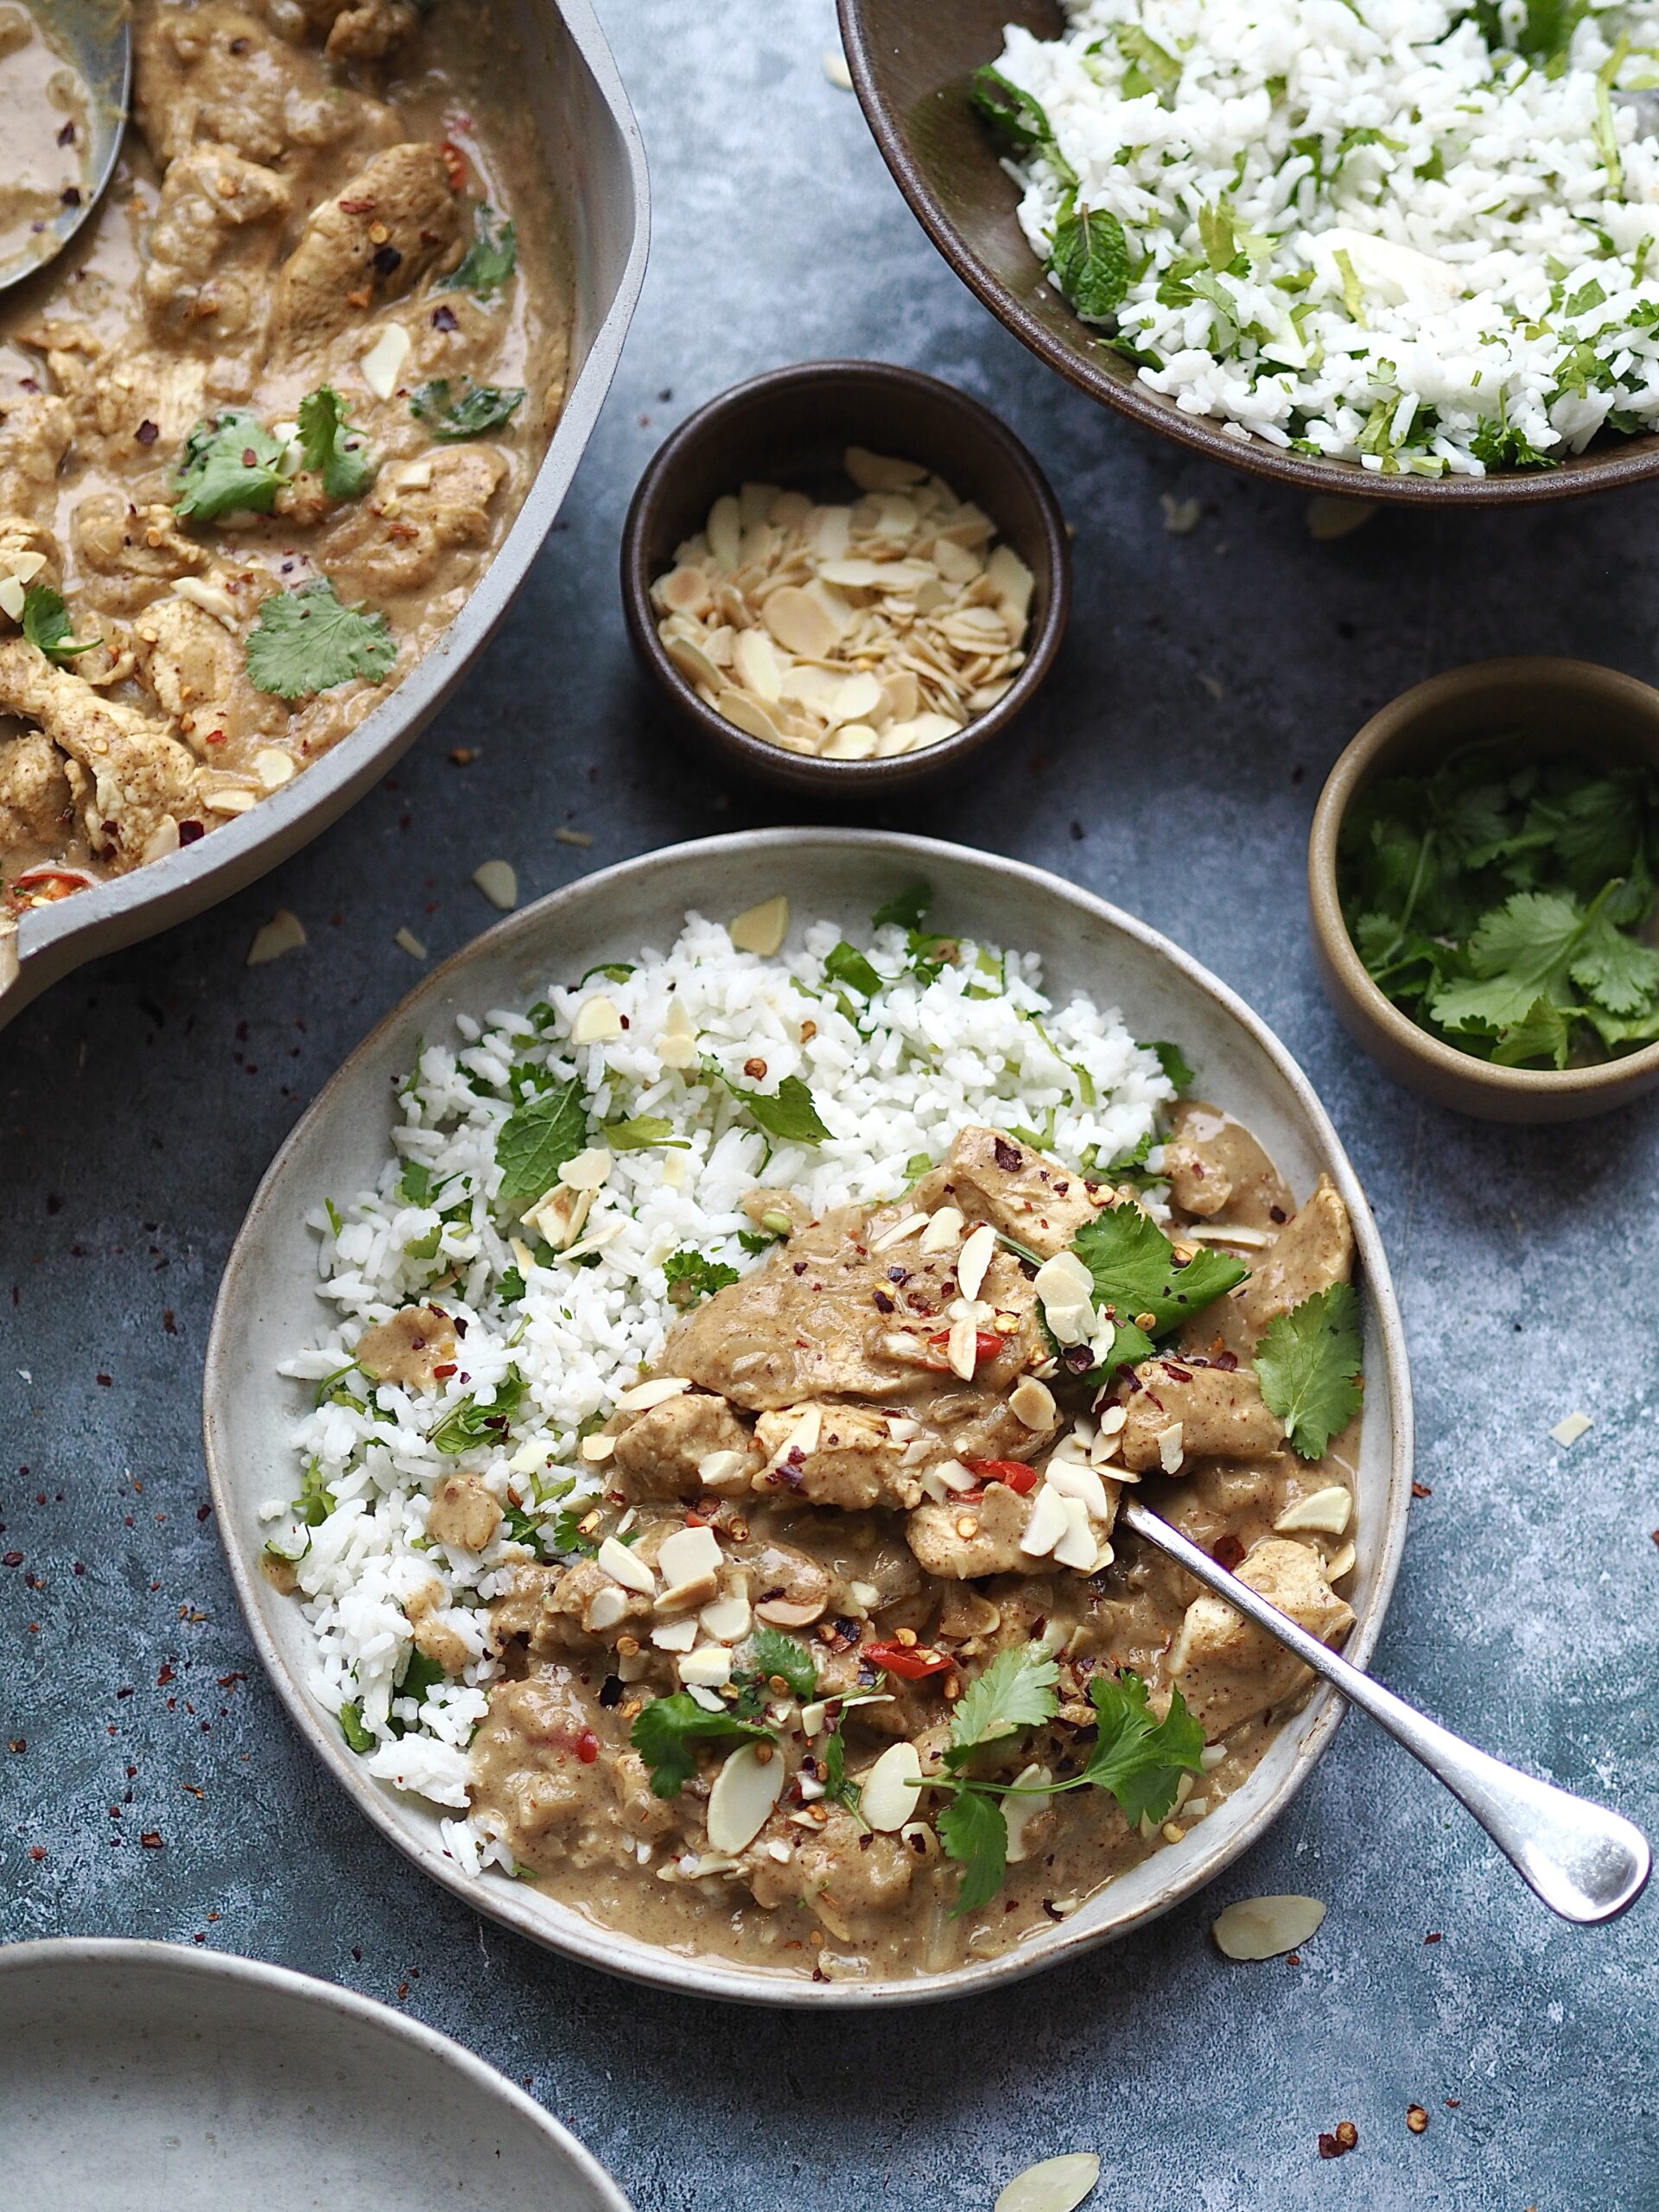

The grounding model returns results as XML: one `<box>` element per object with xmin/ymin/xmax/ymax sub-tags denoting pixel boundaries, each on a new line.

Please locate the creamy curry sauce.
<box><xmin>460</xmin><ymin>1109</ymin><xmax>1363</xmax><ymax>1982</ymax></box>
<box><xmin>0</xmin><ymin>3</ymin><xmax>94</xmax><ymax>280</ymax></box>
<box><xmin>0</xmin><ymin>0</ymin><xmax>568</xmax><ymax>938</ymax></box>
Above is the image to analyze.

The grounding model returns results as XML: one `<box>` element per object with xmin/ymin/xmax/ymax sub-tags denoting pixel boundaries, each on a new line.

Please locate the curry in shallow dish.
<box><xmin>267</xmin><ymin>895</ymin><xmax>1366</xmax><ymax>1982</ymax></box>
<box><xmin>0</xmin><ymin>0</ymin><xmax>569</xmax><ymax>948</ymax></box>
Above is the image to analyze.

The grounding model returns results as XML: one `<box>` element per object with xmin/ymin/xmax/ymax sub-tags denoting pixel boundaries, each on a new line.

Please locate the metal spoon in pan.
<box><xmin>0</xmin><ymin>0</ymin><xmax>130</xmax><ymax>294</ymax></box>
<box><xmin>1121</xmin><ymin>1498</ymin><xmax>1651</xmax><ymax>1925</ymax></box>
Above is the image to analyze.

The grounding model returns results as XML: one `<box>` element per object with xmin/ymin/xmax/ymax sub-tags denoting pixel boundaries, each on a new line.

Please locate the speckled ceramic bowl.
<box><xmin>0</xmin><ymin>1937</ymin><xmax>633</xmax><ymax>2209</ymax></box>
<box><xmin>204</xmin><ymin>830</ymin><xmax>1414</xmax><ymax>2009</ymax></box>
<box><xmin>1309</xmin><ymin>658</ymin><xmax>1659</xmax><ymax>1122</ymax></box>
<box><xmin>0</xmin><ymin>0</ymin><xmax>648</xmax><ymax>1035</ymax></box>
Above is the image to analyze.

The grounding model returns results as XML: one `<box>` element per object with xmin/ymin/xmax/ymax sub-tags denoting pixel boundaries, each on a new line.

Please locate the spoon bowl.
<box><xmin>0</xmin><ymin>0</ymin><xmax>130</xmax><ymax>293</ymax></box>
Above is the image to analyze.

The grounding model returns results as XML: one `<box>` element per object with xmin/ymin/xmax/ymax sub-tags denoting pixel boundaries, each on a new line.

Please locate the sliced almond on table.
<box><xmin>247</xmin><ymin>908</ymin><xmax>307</xmax><ymax>967</ymax></box>
<box><xmin>472</xmin><ymin>859</ymin><xmax>518</xmax><ymax>911</ymax></box>
<box><xmin>995</xmin><ymin>2154</ymin><xmax>1101</xmax><ymax>2212</ymax></box>
<box><xmin>1211</xmin><ymin>1893</ymin><xmax>1327</xmax><ymax>1961</ymax></box>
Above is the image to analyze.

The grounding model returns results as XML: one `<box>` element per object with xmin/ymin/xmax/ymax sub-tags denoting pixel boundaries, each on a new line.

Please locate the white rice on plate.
<box><xmin>266</xmin><ymin>902</ymin><xmax>1178</xmax><ymax>1877</ymax></box>
<box><xmin>987</xmin><ymin>0</ymin><xmax>1659</xmax><ymax>474</ymax></box>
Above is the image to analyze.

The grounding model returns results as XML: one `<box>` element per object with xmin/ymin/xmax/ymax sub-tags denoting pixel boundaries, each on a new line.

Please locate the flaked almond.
<box><xmin>247</xmin><ymin>908</ymin><xmax>307</xmax><ymax>966</ymax></box>
<box><xmin>706</xmin><ymin>1740</ymin><xmax>785</xmax><ymax>1853</ymax></box>
<box><xmin>957</xmin><ymin>1221</ymin><xmax>997</xmax><ymax>1302</ymax></box>
<box><xmin>994</xmin><ymin>2155</ymin><xmax>1101</xmax><ymax>2212</ymax></box>
<box><xmin>728</xmin><ymin>894</ymin><xmax>789</xmax><ymax>956</ymax></box>
<box><xmin>1211</xmin><ymin>1893</ymin><xmax>1327</xmax><ymax>1961</ymax></box>
<box><xmin>1274</xmin><ymin>1484</ymin><xmax>1351</xmax><ymax>1535</ymax></box>
<box><xmin>861</xmin><ymin>1740</ymin><xmax>922</xmax><ymax>1832</ymax></box>
<box><xmin>572</xmin><ymin>995</ymin><xmax>623</xmax><ymax>1045</ymax></box>
<box><xmin>472</xmin><ymin>859</ymin><xmax>518</xmax><ymax>911</ymax></box>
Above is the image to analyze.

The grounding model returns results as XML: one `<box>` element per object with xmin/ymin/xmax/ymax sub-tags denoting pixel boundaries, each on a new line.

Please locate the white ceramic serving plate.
<box><xmin>0</xmin><ymin>0</ymin><xmax>649</xmax><ymax>1033</ymax></box>
<box><xmin>0</xmin><ymin>1937</ymin><xmax>632</xmax><ymax>2211</ymax></box>
<box><xmin>203</xmin><ymin>829</ymin><xmax>1414</xmax><ymax>2008</ymax></box>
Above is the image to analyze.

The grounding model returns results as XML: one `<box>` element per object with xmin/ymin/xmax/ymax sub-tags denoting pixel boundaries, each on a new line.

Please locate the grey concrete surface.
<box><xmin>3</xmin><ymin>4</ymin><xmax>1658</xmax><ymax>2207</ymax></box>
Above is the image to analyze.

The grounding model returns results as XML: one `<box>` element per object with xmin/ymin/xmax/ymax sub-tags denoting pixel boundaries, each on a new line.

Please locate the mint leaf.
<box><xmin>245</xmin><ymin>579</ymin><xmax>396</xmax><ymax>699</ymax></box>
<box><xmin>663</xmin><ymin>1247</ymin><xmax>741</xmax><ymax>1307</ymax></box>
<box><xmin>630</xmin><ymin>1693</ymin><xmax>772</xmax><ymax>1799</ymax></box>
<box><xmin>1079</xmin><ymin>1672</ymin><xmax>1205</xmax><ymax>1827</ymax></box>
<box><xmin>939</xmin><ymin>1787</ymin><xmax>1008</xmax><ymax>1915</ymax></box>
<box><xmin>298</xmin><ymin>384</ymin><xmax>375</xmax><ymax>501</ymax></box>
<box><xmin>21</xmin><ymin>584</ymin><xmax>99</xmax><ymax>665</ymax></box>
<box><xmin>823</xmin><ymin>939</ymin><xmax>882</xmax><ymax>996</ymax></box>
<box><xmin>946</xmin><ymin>1643</ymin><xmax>1059</xmax><ymax>1766</ymax></box>
<box><xmin>1254</xmin><ymin>1282</ymin><xmax>1363</xmax><ymax>1459</ymax></box>
<box><xmin>704</xmin><ymin>1058</ymin><xmax>829</xmax><ymax>1145</ymax></box>
<box><xmin>410</xmin><ymin>378</ymin><xmax>525</xmax><ymax>441</ymax></box>
<box><xmin>969</xmin><ymin>64</ymin><xmax>1055</xmax><ymax>150</ymax></box>
<box><xmin>1049</xmin><ymin>200</ymin><xmax>1131</xmax><ymax>320</ymax></box>
<box><xmin>441</xmin><ymin>202</ymin><xmax>518</xmax><ymax>296</ymax></box>
<box><xmin>495</xmin><ymin>1079</ymin><xmax>588</xmax><ymax>1215</ymax></box>
<box><xmin>174</xmin><ymin>409</ymin><xmax>287</xmax><ymax>520</ymax></box>
<box><xmin>1071</xmin><ymin>1203</ymin><xmax>1247</xmax><ymax>1338</ymax></box>
<box><xmin>604</xmin><ymin>1115</ymin><xmax>687</xmax><ymax>1151</ymax></box>
<box><xmin>873</xmin><ymin>881</ymin><xmax>931</xmax><ymax>932</ymax></box>
<box><xmin>743</xmin><ymin>1627</ymin><xmax>817</xmax><ymax>1700</ymax></box>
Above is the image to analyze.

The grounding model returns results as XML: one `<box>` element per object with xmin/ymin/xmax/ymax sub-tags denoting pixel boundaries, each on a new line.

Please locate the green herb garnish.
<box><xmin>441</xmin><ymin>201</ymin><xmax>518</xmax><ymax>296</ymax></box>
<box><xmin>410</xmin><ymin>378</ymin><xmax>526</xmax><ymax>441</ymax></box>
<box><xmin>21</xmin><ymin>585</ymin><xmax>100</xmax><ymax>665</ymax></box>
<box><xmin>1255</xmin><ymin>1283</ymin><xmax>1364</xmax><ymax>1459</ymax></box>
<box><xmin>823</xmin><ymin>939</ymin><xmax>883</xmax><ymax>996</ymax></box>
<box><xmin>1069</xmin><ymin>1202</ymin><xmax>1248</xmax><ymax>1342</ymax></box>
<box><xmin>702</xmin><ymin>1057</ymin><xmax>830</xmax><ymax>1146</ymax></box>
<box><xmin>339</xmin><ymin>1702</ymin><xmax>375</xmax><ymax>1753</ymax></box>
<box><xmin>494</xmin><ymin>1078</ymin><xmax>588</xmax><ymax>1215</ymax></box>
<box><xmin>630</xmin><ymin>1693</ymin><xmax>774</xmax><ymax>1799</ymax></box>
<box><xmin>428</xmin><ymin>1366</ymin><xmax>524</xmax><ymax>1454</ymax></box>
<box><xmin>663</xmin><ymin>1248</ymin><xmax>741</xmax><ymax>1307</ymax></box>
<box><xmin>1143</xmin><ymin>1038</ymin><xmax>1195</xmax><ymax>1092</ymax></box>
<box><xmin>245</xmin><ymin>578</ymin><xmax>396</xmax><ymax>699</ymax></box>
<box><xmin>604</xmin><ymin>1115</ymin><xmax>688</xmax><ymax>1151</ymax></box>
<box><xmin>297</xmin><ymin>384</ymin><xmax>376</xmax><ymax>501</ymax></box>
<box><xmin>173</xmin><ymin>408</ymin><xmax>287</xmax><ymax>520</ymax></box>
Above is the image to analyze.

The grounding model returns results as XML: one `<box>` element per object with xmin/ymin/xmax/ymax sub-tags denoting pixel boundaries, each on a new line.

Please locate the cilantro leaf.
<box><xmin>21</xmin><ymin>585</ymin><xmax>99</xmax><ymax>666</ymax></box>
<box><xmin>629</xmin><ymin>1693</ymin><xmax>773</xmax><ymax>1798</ymax></box>
<box><xmin>339</xmin><ymin>1702</ymin><xmax>374</xmax><ymax>1753</ymax></box>
<box><xmin>245</xmin><ymin>578</ymin><xmax>396</xmax><ymax>699</ymax></box>
<box><xmin>441</xmin><ymin>202</ymin><xmax>518</xmax><ymax>296</ymax></box>
<box><xmin>410</xmin><ymin>378</ymin><xmax>525</xmax><ymax>442</ymax></box>
<box><xmin>1079</xmin><ymin>1672</ymin><xmax>1205</xmax><ymax>1827</ymax></box>
<box><xmin>1070</xmin><ymin>1202</ymin><xmax>1247</xmax><ymax>1338</ymax></box>
<box><xmin>704</xmin><ymin>1058</ymin><xmax>830</xmax><ymax>1145</ymax></box>
<box><xmin>823</xmin><ymin>939</ymin><xmax>882</xmax><ymax>996</ymax></box>
<box><xmin>1048</xmin><ymin>200</ymin><xmax>1131</xmax><ymax>321</ymax></box>
<box><xmin>1254</xmin><ymin>1283</ymin><xmax>1363</xmax><ymax>1459</ymax></box>
<box><xmin>428</xmin><ymin>1366</ymin><xmax>524</xmax><ymax>1455</ymax></box>
<box><xmin>872</xmin><ymin>881</ymin><xmax>931</xmax><ymax>932</ymax></box>
<box><xmin>604</xmin><ymin>1115</ymin><xmax>688</xmax><ymax>1151</ymax></box>
<box><xmin>174</xmin><ymin>409</ymin><xmax>288</xmax><ymax>520</ymax></box>
<box><xmin>1144</xmin><ymin>1039</ymin><xmax>1195</xmax><ymax>1092</ymax></box>
<box><xmin>945</xmin><ymin>1643</ymin><xmax>1059</xmax><ymax>1767</ymax></box>
<box><xmin>398</xmin><ymin>1161</ymin><xmax>433</xmax><ymax>1205</ymax></box>
<box><xmin>1491</xmin><ymin>995</ymin><xmax>1573</xmax><ymax>1070</ymax></box>
<box><xmin>663</xmin><ymin>1247</ymin><xmax>741</xmax><ymax>1307</ymax></box>
<box><xmin>743</xmin><ymin>1627</ymin><xmax>817</xmax><ymax>1700</ymax></box>
<box><xmin>737</xmin><ymin>1224</ymin><xmax>786</xmax><ymax>1255</ymax></box>
<box><xmin>1570</xmin><ymin>900</ymin><xmax>1659</xmax><ymax>1014</ymax></box>
<box><xmin>297</xmin><ymin>385</ymin><xmax>375</xmax><ymax>501</ymax></box>
<box><xmin>1428</xmin><ymin>889</ymin><xmax>1586</xmax><ymax>1034</ymax></box>
<box><xmin>821</xmin><ymin>1723</ymin><xmax>861</xmax><ymax>1817</ymax></box>
<box><xmin>938</xmin><ymin>1787</ymin><xmax>1008</xmax><ymax>1916</ymax></box>
<box><xmin>495</xmin><ymin>1079</ymin><xmax>588</xmax><ymax>1215</ymax></box>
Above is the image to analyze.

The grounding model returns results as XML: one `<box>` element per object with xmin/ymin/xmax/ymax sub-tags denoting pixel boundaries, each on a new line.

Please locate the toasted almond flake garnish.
<box><xmin>1211</xmin><ymin>1894</ymin><xmax>1327</xmax><ymax>1961</ymax></box>
<box><xmin>246</xmin><ymin>907</ymin><xmax>307</xmax><ymax>966</ymax></box>
<box><xmin>918</xmin><ymin>1205</ymin><xmax>964</xmax><ymax>1254</ymax></box>
<box><xmin>861</xmin><ymin>1740</ymin><xmax>922</xmax><ymax>1832</ymax></box>
<box><xmin>870</xmin><ymin>1211</ymin><xmax>926</xmax><ymax>1253</ymax></box>
<box><xmin>202</xmin><ymin>788</ymin><xmax>257</xmax><ymax>815</ymax></box>
<box><xmin>173</xmin><ymin>575</ymin><xmax>240</xmax><ymax>626</ymax></box>
<box><xmin>1325</xmin><ymin>1541</ymin><xmax>1357</xmax><ymax>1581</ymax></box>
<box><xmin>553</xmin><ymin>826</ymin><xmax>594</xmax><ymax>847</ymax></box>
<box><xmin>0</xmin><ymin>575</ymin><xmax>23</xmax><ymax>620</ymax></box>
<box><xmin>957</xmin><ymin>1221</ymin><xmax>997</xmax><ymax>1301</ymax></box>
<box><xmin>587</xmin><ymin>1586</ymin><xmax>629</xmax><ymax>1632</ymax></box>
<box><xmin>572</xmin><ymin>995</ymin><xmax>623</xmax><ymax>1044</ymax></box>
<box><xmin>1009</xmin><ymin>1376</ymin><xmax>1057</xmax><ymax>1430</ymax></box>
<box><xmin>1156</xmin><ymin>1421</ymin><xmax>1185</xmax><ymax>1476</ymax></box>
<box><xmin>1551</xmin><ymin>1410</ymin><xmax>1592</xmax><ymax>1448</ymax></box>
<box><xmin>596</xmin><ymin>1535</ymin><xmax>655</xmax><ymax>1595</ymax></box>
<box><xmin>994</xmin><ymin>2154</ymin><xmax>1102</xmax><ymax>2212</ymax></box>
<box><xmin>678</xmin><ymin>1643</ymin><xmax>733</xmax><ymax>1688</ymax></box>
<box><xmin>1274</xmin><ymin>1485</ymin><xmax>1351</xmax><ymax>1535</ymax></box>
<box><xmin>473</xmin><ymin>859</ymin><xmax>518</xmax><ymax>911</ymax></box>
<box><xmin>252</xmin><ymin>747</ymin><xmax>296</xmax><ymax>791</ymax></box>
<box><xmin>1020</xmin><ymin>1484</ymin><xmax>1068</xmax><ymax>1560</ymax></box>
<box><xmin>579</xmin><ymin>1433</ymin><xmax>615</xmax><ymax>1463</ymax></box>
<box><xmin>707</xmin><ymin>1741</ymin><xmax>785</xmax><ymax>1853</ymax></box>
<box><xmin>945</xmin><ymin>1313</ymin><xmax>977</xmax><ymax>1381</ymax></box>
<box><xmin>616</xmin><ymin>1375</ymin><xmax>691</xmax><ymax>1413</ymax></box>
<box><xmin>651</xmin><ymin>1617</ymin><xmax>698</xmax><ymax>1653</ymax></box>
<box><xmin>361</xmin><ymin>321</ymin><xmax>411</xmax><ymax>401</ymax></box>
<box><xmin>822</xmin><ymin>46</ymin><xmax>853</xmax><ymax>88</ymax></box>
<box><xmin>657</xmin><ymin>996</ymin><xmax>697</xmax><ymax>1067</ymax></box>
<box><xmin>558</xmin><ymin>1147</ymin><xmax>613</xmax><ymax>1192</ymax></box>
<box><xmin>728</xmin><ymin>894</ymin><xmax>789</xmax><ymax>956</ymax></box>
<box><xmin>394</xmin><ymin>925</ymin><xmax>427</xmax><ymax>960</ymax></box>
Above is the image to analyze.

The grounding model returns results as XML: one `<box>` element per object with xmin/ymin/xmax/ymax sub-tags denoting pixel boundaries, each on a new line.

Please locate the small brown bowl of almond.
<box><xmin>620</xmin><ymin>359</ymin><xmax>1071</xmax><ymax>795</ymax></box>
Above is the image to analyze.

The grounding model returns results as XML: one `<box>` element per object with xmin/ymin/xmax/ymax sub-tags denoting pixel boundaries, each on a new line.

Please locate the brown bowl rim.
<box><xmin>619</xmin><ymin>358</ymin><xmax>1072</xmax><ymax>794</ymax></box>
<box><xmin>1308</xmin><ymin>656</ymin><xmax>1659</xmax><ymax>1100</ymax></box>
<box><xmin>836</xmin><ymin>0</ymin><xmax>1659</xmax><ymax>507</ymax></box>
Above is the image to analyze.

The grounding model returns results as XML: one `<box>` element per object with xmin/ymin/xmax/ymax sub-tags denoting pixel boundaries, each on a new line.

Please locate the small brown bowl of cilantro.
<box><xmin>1309</xmin><ymin>658</ymin><xmax>1659</xmax><ymax>1123</ymax></box>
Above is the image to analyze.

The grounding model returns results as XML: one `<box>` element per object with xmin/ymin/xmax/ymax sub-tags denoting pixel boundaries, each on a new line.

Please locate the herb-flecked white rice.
<box><xmin>989</xmin><ymin>0</ymin><xmax>1659</xmax><ymax>474</ymax></box>
<box><xmin>269</xmin><ymin>910</ymin><xmax>1175</xmax><ymax>1876</ymax></box>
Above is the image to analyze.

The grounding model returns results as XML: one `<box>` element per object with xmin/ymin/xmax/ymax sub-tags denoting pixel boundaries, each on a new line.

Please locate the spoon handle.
<box><xmin>1120</xmin><ymin>1499</ymin><xmax>1650</xmax><ymax>1925</ymax></box>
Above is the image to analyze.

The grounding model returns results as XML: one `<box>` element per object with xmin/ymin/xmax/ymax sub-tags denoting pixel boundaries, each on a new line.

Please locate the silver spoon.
<box><xmin>0</xmin><ymin>0</ymin><xmax>130</xmax><ymax>293</ymax></box>
<box><xmin>1121</xmin><ymin>1497</ymin><xmax>1651</xmax><ymax>1925</ymax></box>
